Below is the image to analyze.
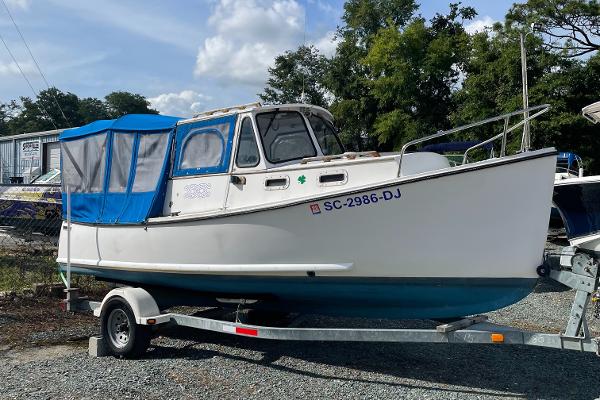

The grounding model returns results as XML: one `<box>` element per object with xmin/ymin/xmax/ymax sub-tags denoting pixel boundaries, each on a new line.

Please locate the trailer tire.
<box><xmin>100</xmin><ymin>297</ymin><xmax>150</xmax><ymax>358</ymax></box>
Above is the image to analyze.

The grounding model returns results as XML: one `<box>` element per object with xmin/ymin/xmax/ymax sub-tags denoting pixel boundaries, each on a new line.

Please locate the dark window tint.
<box><xmin>308</xmin><ymin>115</ymin><xmax>344</xmax><ymax>156</ymax></box>
<box><xmin>236</xmin><ymin>118</ymin><xmax>260</xmax><ymax>167</ymax></box>
<box><xmin>256</xmin><ymin>111</ymin><xmax>316</xmax><ymax>164</ymax></box>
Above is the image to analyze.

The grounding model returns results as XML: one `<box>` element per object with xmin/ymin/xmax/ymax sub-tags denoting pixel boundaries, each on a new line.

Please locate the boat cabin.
<box><xmin>59</xmin><ymin>103</ymin><xmax>449</xmax><ymax>224</ymax></box>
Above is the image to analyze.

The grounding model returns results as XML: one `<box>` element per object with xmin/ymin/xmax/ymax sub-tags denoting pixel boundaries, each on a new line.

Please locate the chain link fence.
<box><xmin>0</xmin><ymin>183</ymin><xmax>62</xmax><ymax>293</ymax></box>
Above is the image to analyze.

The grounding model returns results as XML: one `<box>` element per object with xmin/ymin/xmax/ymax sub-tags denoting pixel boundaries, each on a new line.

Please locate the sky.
<box><xmin>0</xmin><ymin>0</ymin><xmax>517</xmax><ymax>117</ymax></box>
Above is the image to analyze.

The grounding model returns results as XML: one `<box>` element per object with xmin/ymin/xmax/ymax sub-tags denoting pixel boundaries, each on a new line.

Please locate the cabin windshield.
<box><xmin>256</xmin><ymin>111</ymin><xmax>316</xmax><ymax>164</ymax></box>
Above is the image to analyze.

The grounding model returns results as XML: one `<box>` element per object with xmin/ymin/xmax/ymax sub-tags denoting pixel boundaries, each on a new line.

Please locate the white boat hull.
<box><xmin>58</xmin><ymin>150</ymin><xmax>556</xmax><ymax>318</ymax></box>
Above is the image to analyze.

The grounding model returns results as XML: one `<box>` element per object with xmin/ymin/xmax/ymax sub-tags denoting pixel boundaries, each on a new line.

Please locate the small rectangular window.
<box><xmin>236</xmin><ymin>118</ymin><xmax>260</xmax><ymax>168</ymax></box>
<box><xmin>108</xmin><ymin>133</ymin><xmax>134</xmax><ymax>192</ymax></box>
<box><xmin>132</xmin><ymin>134</ymin><xmax>169</xmax><ymax>192</ymax></box>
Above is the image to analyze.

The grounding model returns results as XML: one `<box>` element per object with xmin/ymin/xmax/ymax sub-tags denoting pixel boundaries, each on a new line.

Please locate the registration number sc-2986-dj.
<box><xmin>319</xmin><ymin>188</ymin><xmax>401</xmax><ymax>212</ymax></box>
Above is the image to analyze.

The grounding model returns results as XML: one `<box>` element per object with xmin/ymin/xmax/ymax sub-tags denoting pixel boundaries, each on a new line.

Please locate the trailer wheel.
<box><xmin>100</xmin><ymin>297</ymin><xmax>150</xmax><ymax>358</ymax></box>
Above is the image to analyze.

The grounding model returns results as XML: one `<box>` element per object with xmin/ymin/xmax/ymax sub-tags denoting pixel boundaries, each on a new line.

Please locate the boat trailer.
<box><xmin>65</xmin><ymin>246</ymin><xmax>600</xmax><ymax>358</ymax></box>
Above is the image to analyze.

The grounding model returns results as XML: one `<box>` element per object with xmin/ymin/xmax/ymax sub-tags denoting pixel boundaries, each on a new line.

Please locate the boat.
<box><xmin>552</xmin><ymin>101</ymin><xmax>600</xmax><ymax>251</ymax></box>
<box><xmin>56</xmin><ymin>103</ymin><xmax>556</xmax><ymax>319</ymax></box>
<box><xmin>0</xmin><ymin>168</ymin><xmax>62</xmax><ymax>234</ymax></box>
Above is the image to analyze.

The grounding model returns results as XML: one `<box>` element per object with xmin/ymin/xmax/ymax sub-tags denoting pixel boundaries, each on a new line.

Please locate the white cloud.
<box><xmin>4</xmin><ymin>0</ymin><xmax>30</xmax><ymax>10</ymax></box>
<box><xmin>195</xmin><ymin>0</ymin><xmax>305</xmax><ymax>86</ymax></box>
<box><xmin>0</xmin><ymin>60</ymin><xmax>35</xmax><ymax>76</ymax></box>
<box><xmin>312</xmin><ymin>31</ymin><xmax>339</xmax><ymax>57</ymax></box>
<box><xmin>149</xmin><ymin>90</ymin><xmax>212</xmax><ymax>117</ymax></box>
<box><xmin>464</xmin><ymin>16</ymin><xmax>497</xmax><ymax>35</ymax></box>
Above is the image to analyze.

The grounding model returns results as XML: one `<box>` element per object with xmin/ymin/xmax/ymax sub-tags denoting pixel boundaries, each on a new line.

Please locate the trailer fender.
<box><xmin>94</xmin><ymin>287</ymin><xmax>169</xmax><ymax>325</ymax></box>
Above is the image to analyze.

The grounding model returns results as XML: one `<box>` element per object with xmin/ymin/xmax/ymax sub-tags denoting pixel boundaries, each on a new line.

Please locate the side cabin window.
<box><xmin>236</xmin><ymin>117</ymin><xmax>260</xmax><ymax>168</ymax></box>
<box><xmin>173</xmin><ymin>115</ymin><xmax>236</xmax><ymax>176</ymax></box>
<box><xmin>62</xmin><ymin>133</ymin><xmax>107</xmax><ymax>193</ymax></box>
<box><xmin>256</xmin><ymin>111</ymin><xmax>316</xmax><ymax>164</ymax></box>
<box><xmin>308</xmin><ymin>115</ymin><xmax>344</xmax><ymax>156</ymax></box>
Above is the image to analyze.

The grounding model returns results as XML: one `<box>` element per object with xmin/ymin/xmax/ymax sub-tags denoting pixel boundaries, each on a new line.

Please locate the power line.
<box><xmin>0</xmin><ymin>31</ymin><xmax>58</xmax><ymax>130</ymax></box>
<box><xmin>1</xmin><ymin>0</ymin><xmax>70</xmax><ymax>127</ymax></box>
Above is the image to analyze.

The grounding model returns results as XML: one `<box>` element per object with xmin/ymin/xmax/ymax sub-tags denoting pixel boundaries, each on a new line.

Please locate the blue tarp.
<box><xmin>557</xmin><ymin>152</ymin><xmax>580</xmax><ymax>169</ymax></box>
<box><xmin>60</xmin><ymin>114</ymin><xmax>182</xmax><ymax>224</ymax></box>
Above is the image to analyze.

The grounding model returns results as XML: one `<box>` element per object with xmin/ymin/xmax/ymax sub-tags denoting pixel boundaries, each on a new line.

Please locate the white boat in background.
<box><xmin>57</xmin><ymin>103</ymin><xmax>556</xmax><ymax>319</ymax></box>
<box><xmin>552</xmin><ymin>101</ymin><xmax>600</xmax><ymax>251</ymax></box>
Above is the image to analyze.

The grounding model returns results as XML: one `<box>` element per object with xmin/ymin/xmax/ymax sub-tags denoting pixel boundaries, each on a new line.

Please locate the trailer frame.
<box><xmin>66</xmin><ymin>245</ymin><xmax>600</xmax><ymax>358</ymax></box>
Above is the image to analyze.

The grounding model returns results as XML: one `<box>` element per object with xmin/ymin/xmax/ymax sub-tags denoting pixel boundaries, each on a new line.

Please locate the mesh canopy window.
<box><xmin>108</xmin><ymin>133</ymin><xmax>134</xmax><ymax>193</ymax></box>
<box><xmin>132</xmin><ymin>133</ymin><xmax>170</xmax><ymax>192</ymax></box>
<box><xmin>62</xmin><ymin>133</ymin><xmax>107</xmax><ymax>193</ymax></box>
<box><xmin>178</xmin><ymin>122</ymin><xmax>232</xmax><ymax>173</ymax></box>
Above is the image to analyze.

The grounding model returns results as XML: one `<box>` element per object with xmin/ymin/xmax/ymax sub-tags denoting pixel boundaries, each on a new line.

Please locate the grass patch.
<box><xmin>0</xmin><ymin>249</ymin><xmax>109</xmax><ymax>294</ymax></box>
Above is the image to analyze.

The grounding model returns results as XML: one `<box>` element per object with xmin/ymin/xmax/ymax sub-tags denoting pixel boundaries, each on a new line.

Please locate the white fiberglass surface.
<box><xmin>58</xmin><ymin>150</ymin><xmax>556</xmax><ymax>281</ymax></box>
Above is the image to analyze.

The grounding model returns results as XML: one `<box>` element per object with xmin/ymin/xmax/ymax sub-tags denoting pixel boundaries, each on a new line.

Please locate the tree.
<box><xmin>260</xmin><ymin>45</ymin><xmax>329</xmax><ymax>107</ymax></box>
<box><xmin>78</xmin><ymin>97</ymin><xmax>110</xmax><ymax>124</ymax></box>
<box><xmin>0</xmin><ymin>103</ymin><xmax>10</xmax><ymax>135</ymax></box>
<box><xmin>452</xmin><ymin>19</ymin><xmax>600</xmax><ymax>171</ymax></box>
<box><xmin>8</xmin><ymin>88</ymin><xmax>81</xmax><ymax>133</ymax></box>
<box><xmin>104</xmin><ymin>91</ymin><xmax>158</xmax><ymax>118</ymax></box>
<box><xmin>507</xmin><ymin>0</ymin><xmax>600</xmax><ymax>57</ymax></box>
<box><xmin>325</xmin><ymin>0</ymin><xmax>418</xmax><ymax>150</ymax></box>
<box><xmin>364</xmin><ymin>4</ymin><xmax>476</xmax><ymax>149</ymax></box>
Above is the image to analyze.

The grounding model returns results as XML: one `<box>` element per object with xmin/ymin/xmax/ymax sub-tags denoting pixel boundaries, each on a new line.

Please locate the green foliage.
<box><xmin>260</xmin><ymin>0</ymin><xmax>600</xmax><ymax>172</ymax></box>
<box><xmin>365</xmin><ymin>4</ymin><xmax>475</xmax><ymax>148</ymax></box>
<box><xmin>78</xmin><ymin>97</ymin><xmax>110</xmax><ymax>124</ymax></box>
<box><xmin>325</xmin><ymin>0</ymin><xmax>419</xmax><ymax>150</ymax></box>
<box><xmin>0</xmin><ymin>103</ymin><xmax>9</xmax><ymax>135</ymax></box>
<box><xmin>104</xmin><ymin>91</ymin><xmax>158</xmax><ymax>118</ymax></box>
<box><xmin>259</xmin><ymin>45</ymin><xmax>329</xmax><ymax>107</ymax></box>
<box><xmin>507</xmin><ymin>0</ymin><xmax>600</xmax><ymax>57</ymax></box>
<box><xmin>0</xmin><ymin>88</ymin><xmax>158</xmax><ymax>136</ymax></box>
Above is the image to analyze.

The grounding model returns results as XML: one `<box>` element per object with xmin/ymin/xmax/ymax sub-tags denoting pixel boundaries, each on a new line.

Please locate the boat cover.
<box><xmin>557</xmin><ymin>152</ymin><xmax>580</xmax><ymax>169</ymax></box>
<box><xmin>59</xmin><ymin>114</ymin><xmax>182</xmax><ymax>224</ymax></box>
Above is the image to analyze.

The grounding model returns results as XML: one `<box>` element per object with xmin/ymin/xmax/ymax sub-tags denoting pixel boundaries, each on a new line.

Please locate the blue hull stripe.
<box><xmin>65</xmin><ymin>266</ymin><xmax>537</xmax><ymax>319</ymax></box>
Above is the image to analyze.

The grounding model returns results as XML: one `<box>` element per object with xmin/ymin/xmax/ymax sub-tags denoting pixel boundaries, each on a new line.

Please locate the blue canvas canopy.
<box><xmin>60</xmin><ymin>114</ymin><xmax>182</xmax><ymax>224</ymax></box>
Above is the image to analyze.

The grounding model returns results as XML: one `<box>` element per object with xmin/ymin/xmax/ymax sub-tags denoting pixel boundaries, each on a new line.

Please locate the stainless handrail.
<box><xmin>396</xmin><ymin>104</ymin><xmax>550</xmax><ymax>176</ymax></box>
<box><xmin>462</xmin><ymin>106</ymin><xmax>550</xmax><ymax>164</ymax></box>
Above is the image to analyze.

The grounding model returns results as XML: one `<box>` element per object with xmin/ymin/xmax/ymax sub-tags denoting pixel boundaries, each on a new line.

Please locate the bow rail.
<box><xmin>397</xmin><ymin>104</ymin><xmax>551</xmax><ymax>176</ymax></box>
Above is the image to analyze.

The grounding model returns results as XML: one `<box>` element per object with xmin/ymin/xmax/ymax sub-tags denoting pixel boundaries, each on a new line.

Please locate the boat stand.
<box><xmin>68</xmin><ymin>247</ymin><xmax>600</xmax><ymax>358</ymax></box>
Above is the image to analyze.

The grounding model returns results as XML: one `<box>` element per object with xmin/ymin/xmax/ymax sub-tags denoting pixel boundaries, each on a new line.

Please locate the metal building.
<box><xmin>0</xmin><ymin>128</ymin><xmax>63</xmax><ymax>183</ymax></box>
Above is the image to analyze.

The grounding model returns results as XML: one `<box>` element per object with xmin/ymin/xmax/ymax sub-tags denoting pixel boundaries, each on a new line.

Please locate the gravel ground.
<box><xmin>2</xmin><ymin>234</ymin><xmax>600</xmax><ymax>400</ymax></box>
